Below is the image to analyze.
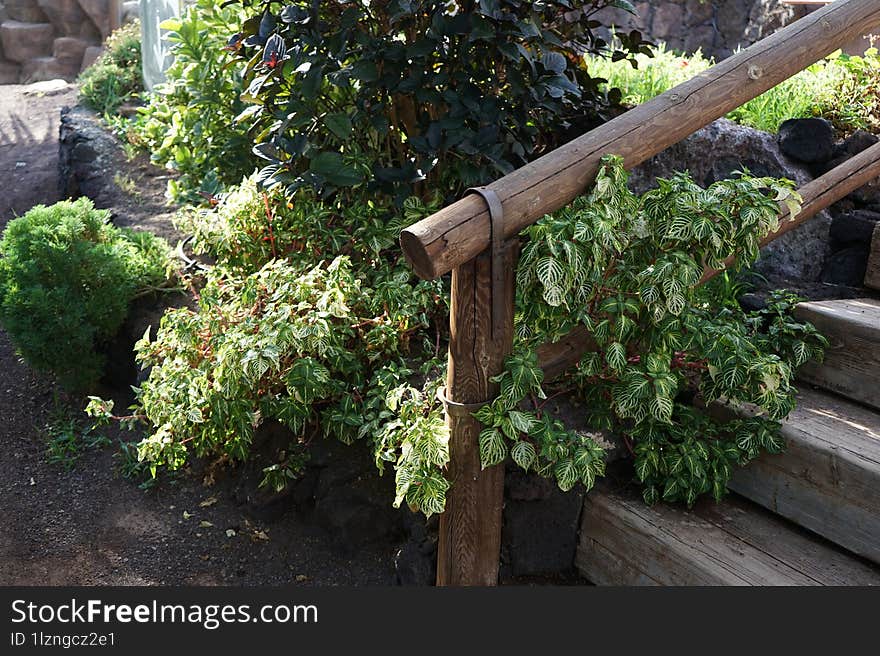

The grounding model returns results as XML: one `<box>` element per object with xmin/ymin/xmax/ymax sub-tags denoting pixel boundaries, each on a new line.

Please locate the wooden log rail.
<box><xmin>399</xmin><ymin>0</ymin><xmax>880</xmax><ymax>586</ymax></box>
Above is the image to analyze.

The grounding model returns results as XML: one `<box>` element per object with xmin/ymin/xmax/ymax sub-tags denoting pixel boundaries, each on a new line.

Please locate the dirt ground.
<box><xmin>0</xmin><ymin>82</ymin><xmax>398</xmax><ymax>585</ymax></box>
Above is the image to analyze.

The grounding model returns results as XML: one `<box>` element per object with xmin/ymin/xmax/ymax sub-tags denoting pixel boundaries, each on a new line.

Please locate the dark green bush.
<box><xmin>78</xmin><ymin>21</ymin><xmax>144</xmax><ymax>116</ymax></box>
<box><xmin>231</xmin><ymin>0</ymin><xmax>650</xmax><ymax>202</ymax></box>
<box><xmin>0</xmin><ymin>198</ymin><xmax>172</xmax><ymax>389</ymax></box>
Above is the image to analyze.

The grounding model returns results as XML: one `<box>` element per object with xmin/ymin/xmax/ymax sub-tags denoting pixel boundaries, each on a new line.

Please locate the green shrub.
<box><xmin>78</xmin><ymin>21</ymin><xmax>144</xmax><ymax>116</ymax></box>
<box><xmin>0</xmin><ymin>198</ymin><xmax>173</xmax><ymax>389</ymax></box>
<box><xmin>586</xmin><ymin>44</ymin><xmax>880</xmax><ymax>134</ymax></box>
<box><xmin>90</xmin><ymin>158</ymin><xmax>826</xmax><ymax>513</ymax></box>
<box><xmin>128</xmin><ymin>0</ymin><xmax>252</xmax><ymax>202</ymax></box>
<box><xmin>477</xmin><ymin>157</ymin><xmax>826</xmax><ymax>505</ymax></box>
<box><xmin>90</xmin><ymin>184</ymin><xmax>451</xmax><ymax>513</ymax></box>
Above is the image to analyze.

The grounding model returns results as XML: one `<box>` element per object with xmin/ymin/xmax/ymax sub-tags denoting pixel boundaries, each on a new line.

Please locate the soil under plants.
<box><xmin>0</xmin><ymin>83</ymin><xmax>400</xmax><ymax>586</ymax></box>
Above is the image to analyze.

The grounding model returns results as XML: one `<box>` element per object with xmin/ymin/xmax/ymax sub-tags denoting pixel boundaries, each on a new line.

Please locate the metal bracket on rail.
<box><xmin>465</xmin><ymin>186</ymin><xmax>505</xmax><ymax>342</ymax></box>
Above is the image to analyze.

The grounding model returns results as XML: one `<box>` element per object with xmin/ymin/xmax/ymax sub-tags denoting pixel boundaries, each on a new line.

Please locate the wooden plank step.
<box><xmin>728</xmin><ymin>387</ymin><xmax>880</xmax><ymax>564</ymax></box>
<box><xmin>794</xmin><ymin>298</ymin><xmax>880</xmax><ymax>410</ymax></box>
<box><xmin>576</xmin><ymin>483</ymin><xmax>880</xmax><ymax>585</ymax></box>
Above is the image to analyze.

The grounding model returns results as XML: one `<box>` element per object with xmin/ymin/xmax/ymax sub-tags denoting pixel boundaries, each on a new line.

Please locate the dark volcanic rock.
<box><xmin>830</xmin><ymin>210</ymin><xmax>880</xmax><ymax>249</ymax></box>
<box><xmin>310</xmin><ymin>441</ymin><xmax>406</xmax><ymax>548</ymax></box>
<box><xmin>315</xmin><ymin>485</ymin><xmax>403</xmax><ymax>548</ymax></box>
<box><xmin>703</xmin><ymin>156</ymin><xmax>786</xmax><ymax>186</ymax></box>
<box><xmin>813</xmin><ymin>154</ymin><xmax>849</xmax><ymax>177</ymax></box>
<box><xmin>502</xmin><ymin>468</ymin><xmax>584</xmax><ymax>577</ymax></box>
<box><xmin>820</xmin><ymin>246</ymin><xmax>871</xmax><ymax>286</ymax></box>
<box><xmin>777</xmin><ymin>118</ymin><xmax>835</xmax><ymax>164</ymax></box>
<box><xmin>837</xmin><ymin>129</ymin><xmax>879</xmax><ymax>158</ymax></box>
<box><xmin>58</xmin><ymin>105</ymin><xmax>120</xmax><ymax>206</ymax></box>
<box><xmin>394</xmin><ymin>538</ymin><xmax>436</xmax><ymax>586</ymax></box>
<box><xmin>849</xmin><ymin>176</ymin><xmax>880</xmax><ymax>208</ymax></box>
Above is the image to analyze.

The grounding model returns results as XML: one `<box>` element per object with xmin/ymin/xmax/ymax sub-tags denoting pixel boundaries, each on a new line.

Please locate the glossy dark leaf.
<box><xmin>258</xmin><ymin>12</ymin><xmax>276</xmax><ymax>40</ymax></box>
<box><xmin>324</xmin><ymin>113</ymin><xmax>352</xmax><ymax>140</ymax></box>
<box><xmin>280</xmin><ymin>5</ymin><xmax>310</xmax><ymax>24</ymax></box>
<box><xmin>541</xmin><ymin>51</ymin><xmax>567</xmax><ymax>74</ymax></box>
<box><xmin>261</xmin><ymin>34</ymin><xmax>288</xmax><ymax>69</ymax></box>
<box><xmin>308</xmin><ymin>152</ymin><xmax>365</xmax><ymax>187</ymax></box>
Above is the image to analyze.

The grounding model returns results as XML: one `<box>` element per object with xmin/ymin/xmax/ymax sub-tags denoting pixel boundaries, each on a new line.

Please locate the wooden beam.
<box><xmin>536</xmin><ymin>142</ymin><xmax>880</xmax><ymax>379</ymax></box>
<box><xmin>866</xmin><ymin>222</ymin><xmax>880</xmax><ymax>291</ymax></box>
<box><xmin>436</xmin><ymin>244</ymin><xmax>518</xmax><ymax>586</ymax></box>
<box><xmin>400</xmin><ymin>0</ymin><xmax>880</xmax><ymax>280</ymax></box>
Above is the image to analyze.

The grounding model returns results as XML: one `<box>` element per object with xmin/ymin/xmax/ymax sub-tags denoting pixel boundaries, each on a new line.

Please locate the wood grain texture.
<box><xmin>794</xmin><ymin>299</ymin><xmax>880</xmax><ymax>410</ymax></box>
<box><xmin>728</xmin><ymin>387</ymin><xmax>880</xmax><ymax>564</ymax></box>
<box><xmin>866</xmin><ymin>222</ymin><xmax>880</xmax><ymax>291</ymax></box>
<box><xmin>436</xmin><ymin>244</ymin><xmax>517</xmax><ymax>586</ymax></box>
<box><xmin>400</xmin><ymin>0</ymin><xmax>880</xmax><ymax>280</ymax></box>
<box><xmin>576</xmin><ymin>483</ymin><xmax>880</xmax><ymax>585</ymax></box>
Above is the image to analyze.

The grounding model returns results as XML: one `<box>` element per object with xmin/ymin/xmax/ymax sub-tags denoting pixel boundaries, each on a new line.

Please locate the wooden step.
<box><xmin>728</xmin><ymin>387</ymin><xmax>880</xmax><ymax>564</ymax></box>
<box><xmin>794</xmin><ymin>298</ymin><xmax>880</xmax><ymax>410</ymax></box>
<box><xmin>576</xmin><ymin>483</ymin><xmax>880</xmax><ymax>585</ymax></box>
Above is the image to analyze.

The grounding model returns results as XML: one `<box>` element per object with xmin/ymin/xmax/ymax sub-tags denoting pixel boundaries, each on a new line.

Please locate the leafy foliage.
<box><xmin>229</xmin><ymin>0</ymin><xmax>650</xmax><ymax>201</ymax></box>
<box><xmin>586</xmin><ymin>43</ymin><xmax>880</xmax><ymax>134</ymax></box>
<box><xmin>45</xmin><ymin>411</ymin><xmax>112</xmax><ymax>470</ymax></box>
<box><xmin>88</xmin><ymin>184</ymin><xmax>453</xmax><ymax>514</ymax></box>
<box><xmin>78</xmin><ymin>21</ymin><xmax>144</xmax><ymax>115</ymax></box>
<box><xmin>81</xmin><ymin>3</ymin><xmax>827</xmax><ymax>513</ymax></box>
<box><xmin>99</xmin><ymin>154</ymin><xmax>828</xmax><ymax>512</ymax></box>
<box><xmin>0</xmin><ymin>198</ymin><xmax>173</xmax><ymax>389</ymax></box>
<box><xmin>478</xmin><ymin>155</ymin><xmax>826</xmax><ymax>504</ymax></box>
<box><xmin>473</xmin><ymin>349</ymin><xmax>606</xmax><ymax>492</ymax></box>
<box><xmin>127</xmin><ymin>0</ymin><xmax>253</xmax><ymax>202</ymax></box>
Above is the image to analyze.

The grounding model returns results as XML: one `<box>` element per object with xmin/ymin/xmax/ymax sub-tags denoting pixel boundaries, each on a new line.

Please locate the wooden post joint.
<box><xmin>465</xmin><ymin>186</ymin><xmax>509</xmax><ymax>342</ymax></box>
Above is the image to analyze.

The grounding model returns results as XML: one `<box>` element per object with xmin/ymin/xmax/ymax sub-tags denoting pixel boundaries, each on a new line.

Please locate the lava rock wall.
<box><xmin>0</xmin><ymin>0</ymin><xmax>136</xmax><ymax>83</ymax></box>
<box><xmin>594</xmin><ymin>0</ymin><xmax>809</xmax><ymax>59</ymax></box>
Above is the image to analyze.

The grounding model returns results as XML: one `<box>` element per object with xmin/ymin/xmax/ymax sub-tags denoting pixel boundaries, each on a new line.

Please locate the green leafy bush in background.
<box><xmin>586</xmin><ymin>43</ymin><xmax>880</xmax><ymax>134</ymax></box>
<box><xmin>90</xmin><ymin>184</ymin><xmax>453</xmax><ymax>513</ymax></box>
<box><xmin>0</xmin><ymin>198</ymin><xmax>173</xmax><ymax>389</ymax></box>
<box><xmin>84</xmin><ymin>2</ymin><xmax>827</xmax><ymax>514</ymax></box>
<box><xmin>78</xmin><ymin>21</ymin><xmax>144</xmax><ymax>116</ymax></box>
<box><xmin>127</xmin><ymin>0</ymin><xmax>252</xmax><ymax>202</ymax></box>
<box><xmin>230</xmin><ymin>0</ymin><xmax>650</xmax><ymax>202</ymax></box>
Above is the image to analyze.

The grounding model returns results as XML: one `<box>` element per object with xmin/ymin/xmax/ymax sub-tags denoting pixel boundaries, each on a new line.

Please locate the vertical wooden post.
<box><xmin>436</xmin><ymin>243</ymin><xmax>517</xmax><ymax>586</ymax></box>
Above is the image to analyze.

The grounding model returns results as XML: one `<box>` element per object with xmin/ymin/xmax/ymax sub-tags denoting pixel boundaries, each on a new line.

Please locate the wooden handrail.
<box><xmin>401</xmin><ymin>0</ymin><xmax>880</xmax><ymax>280</ymax></box>
<box><xmin>425</xmin><ymin>0</ymin><xmax>880</xmax><ymax>587</ymax></box>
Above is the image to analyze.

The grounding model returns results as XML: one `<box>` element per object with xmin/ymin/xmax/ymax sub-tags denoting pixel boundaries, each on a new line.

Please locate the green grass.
<box><xmin>45</xmin><ymin>413</ymin><xmax>112</xmax><ymax>470</ymax></box>
<box><xmin>586</xmin><ymin>43</ymin><xmax>880</xmax><ymax>134</ymax></box>
<box><xmin>78</xmin><ymin>21</ymin><xmax>143</xmax><ymax>116</ymax></box>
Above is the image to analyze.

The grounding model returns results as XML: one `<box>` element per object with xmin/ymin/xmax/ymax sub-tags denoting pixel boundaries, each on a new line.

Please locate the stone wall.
<box><xmin>0</xmin><ymin>0</ymin><xmax>127</xmax><ymax>83</ymax></box>
<box><xmin>594</xmin><ymin>0</ymin><xmax>810</xmax><ymax>59</ymax></box>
